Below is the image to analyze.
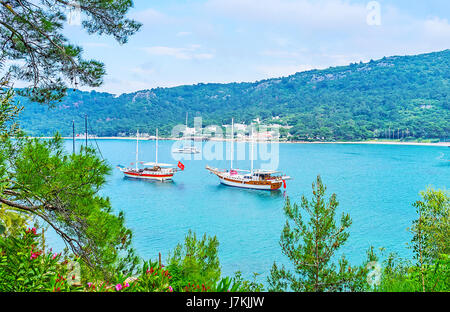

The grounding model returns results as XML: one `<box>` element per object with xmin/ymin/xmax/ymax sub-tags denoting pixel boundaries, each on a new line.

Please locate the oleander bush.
<box><xmin>0</xmin><ymin>226</ymin><xmax>73</xmax><ymax>292</ymax></box>
<box><xmin>0</xmin><ymin>221</ymin><xmax>260</xmax><ymax>292</ymax></box>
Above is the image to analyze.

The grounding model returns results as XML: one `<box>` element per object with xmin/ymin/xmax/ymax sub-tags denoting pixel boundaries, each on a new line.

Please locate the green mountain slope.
<box><xmin>17</xmin><ymin>49</ymin><xmax>450</xmax><ymax>141</ymax></box>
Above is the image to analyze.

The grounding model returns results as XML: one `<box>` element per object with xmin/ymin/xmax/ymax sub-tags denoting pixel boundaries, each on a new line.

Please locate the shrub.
<box><xmin>0</xmin><ymin>226</ymin><xmax>73</xmax><ymax>292</ymax></box>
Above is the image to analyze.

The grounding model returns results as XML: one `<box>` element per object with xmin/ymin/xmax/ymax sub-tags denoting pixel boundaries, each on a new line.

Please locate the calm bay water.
<box><xmin>50</xmin><ymin>139</ymin><xmax>449</xmax><ymax>282</ymax></box>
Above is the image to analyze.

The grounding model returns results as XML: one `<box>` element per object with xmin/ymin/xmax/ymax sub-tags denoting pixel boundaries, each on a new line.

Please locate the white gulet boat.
<box><xmin>173</xmin><ymin>112</ymin><xmax>201</xmax><ymax>154</ymax></box>
<box><xmin>117</xmin><ymin>129</ymin><xmax>185</xmax><ymax>181</ymax></box>
<box><xmin>206</xmin><ymin>119</ymin><xmax>291</xmax><ymax>191</ymax></box>
<box><xmin>173</xmin><ymin>146</ymin><xmax>201</xmax><ymax>154</ymax></box>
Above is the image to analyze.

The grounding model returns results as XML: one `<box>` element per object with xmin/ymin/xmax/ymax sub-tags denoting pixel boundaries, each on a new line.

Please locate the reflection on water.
<box><xmin>435</xmin><ymin>152</ymin><xmax>450</xmax><ymax>167</ymax></box>
<box><xmin>123</xmin><ymin>176</ymin><xmax>176</xmax><ymax>185</ymax></box>
<box><xmin>215</xmin><ymin>183</ymin><xmax>284</xmax><ymax>199</ymax></box>
<box><xmin>121</xmin><ymin>176</ymin><xmax>198</xmax><ymax>192</ymax></box>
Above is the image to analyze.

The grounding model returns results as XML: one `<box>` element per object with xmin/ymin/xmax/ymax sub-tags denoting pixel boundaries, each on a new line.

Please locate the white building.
<box><xmin>183</xmin><ymin>127</ymin><xmax>196</xmax><ymax>136</ymax></box>
<box><xmin>223</xmin><ymin>123</ymin><xmax>248</xmax><ymax>131</ymax></box>
<box><xmin>234</xmin><ymin>123</ymin><xmax>247</xmax><ymax>131</ymax></box>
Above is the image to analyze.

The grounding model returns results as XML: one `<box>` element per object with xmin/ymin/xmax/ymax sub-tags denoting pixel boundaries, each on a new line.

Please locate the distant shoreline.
<box><xmin>33</xmin><ymin>136</ymin><xmax>450</xmax><ymax>147</ymax></box>
<box><xmin>284</xmin><ymin>140</ymin><xmax>450</xmax><ymax>147</ymax></box>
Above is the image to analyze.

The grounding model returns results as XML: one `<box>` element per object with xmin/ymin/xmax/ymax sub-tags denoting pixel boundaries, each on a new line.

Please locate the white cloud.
<box><xmin>193</xmin><ymin>53</ymin><xmax>215</xmax><ymax>60</ymax></box>
<box><xmin>423</xmin><ymin>17</ymin><xmax>450</xmax><ymax>38</ymax></box>
<box><xmin>131</xmin><ymin>8</ymin><xmax>173</xmax><ymax>24</ymax></box>
<box><xmin>82</xmin><ymin>42</ymin><xmax>111</xmax><ymax>48</ymax></box>
<box><xmin>187</xmin><ymin>44</ymin><xmax>202</xmax><ymax>50</ymax></box>
<box><xmin>255</xmin><ymin>64</ymin><xmax>320</xmax><ymax>78</ymax></box>
<box><xmin>260</xmin><ymin>50</ymin><xmax>301</xmax><ymax>58</ymax></box>
<box><xmin>130</xmin><ymin>67</ymin><xmax>156</xmax><ymax>76</ymax></box>
<box><xmin>143</xmin><ymin>45</ymin><xmax>214</xmax><ymax>60</ymax></box>
<box><xmin>83</xmin><ymin>77</ymin><xmax>151</xmax><ymax>96</ymax></box>
<box><xmin>320</xmin><ymin>53</ymin><xmax>369</xmax><ymax>65</ymax></box>
<box><xmin>270</xmin><ymin>36</ymin><xmax>290</xmax><ymax>47</ymax></box>
<box><xmin>143</xmin><ymin>46</ymin><xmax>190</xmax><ymax>59</ymax></box>
<box><xmin>176</xmin><ymin>31</ymin><xmax>193</xmax><ymax>37</ymax></box>
<box><xmin>205</xmin><ymin>0</ymin><xmax>368</xmax><ymax>31</ymax></box>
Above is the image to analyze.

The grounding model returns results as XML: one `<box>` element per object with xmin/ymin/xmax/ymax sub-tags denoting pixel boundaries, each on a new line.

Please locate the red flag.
<box><xmin>283</xmin><ymin>180</ymin><xmax>286</xmax><ymax>189</ymax></box>
<box><xmin>178</xmin><ymin>161</ymin><xmax>185</xmax><ymax>171</ymax></box>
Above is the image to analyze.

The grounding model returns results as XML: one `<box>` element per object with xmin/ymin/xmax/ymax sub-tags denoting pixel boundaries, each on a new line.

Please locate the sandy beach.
<box><xmin>282</xmin><ymin>140</ymin><xmax>450</xmax><ymax>147</ymax></box>
<box><xmin>36</xmin><ymin>136</ymin><xmax>450</xmax><ymax>147</ymax></box>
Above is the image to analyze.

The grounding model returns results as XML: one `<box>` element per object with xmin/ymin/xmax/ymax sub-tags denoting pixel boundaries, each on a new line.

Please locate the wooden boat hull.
<box><xmin>206</xmin><ymin>166</ymin><xmax>283</xmax><ymax>191</ymax></box>
<box><xmin>219</xmin><ymin>176</ymin><xmax>282</xmax><ymax>190</ymax></box>
<box><xmin>123</xmin><ymin>171</ymin><xmax>174</xmax><ymax>181</ymax></box>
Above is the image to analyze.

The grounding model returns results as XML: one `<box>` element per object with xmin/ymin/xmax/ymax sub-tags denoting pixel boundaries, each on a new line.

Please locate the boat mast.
<box><xmin>72</xmin><ymin>120</ymin><xmax>75</xmax><ymax>155</ymax></box>
<box><xmin>85</xmin><ymin>114</ymin><xmax>88</xmax><ymax>148</ymax></box>
<box><xmin>231</xmin><ymin>118</ymin><xmax>234</xmax><ymax>170</ymax></box>
<box><xmin>250</xmin><ymin>124</ymin><xmax>254</xmax><ymax>175</ymax></box>
<box><xmin>155</xmin><ymin>128</ymin><xmax>158</xmax><ymax>165</ymax></box>
<box><xmin>135</xmin><ymin>129</ymin><xmax>139</xmax><ymax>170</ymax></box>
<box><xmin>186</xmin><ymin>112</ymin><xmax>192</xmax><ymax>147</ymax></box>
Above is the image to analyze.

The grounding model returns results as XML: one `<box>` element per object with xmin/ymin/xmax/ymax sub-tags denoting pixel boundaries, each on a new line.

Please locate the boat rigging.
<box><xmin>206</xmin><ymin>119</ymin><xmax>290</xmax><ymax>191</ymax></box>
<box><xmin>117</xmin><ymin>129</ymin><xmax>185</xmax><ymax>181</ymax></box>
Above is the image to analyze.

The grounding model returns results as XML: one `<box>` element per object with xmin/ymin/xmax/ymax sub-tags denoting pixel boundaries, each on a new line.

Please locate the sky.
<box><xmin>63</xmin><ymin>0</ymin><xmax>450</xmax><ymax>95</ymax></box>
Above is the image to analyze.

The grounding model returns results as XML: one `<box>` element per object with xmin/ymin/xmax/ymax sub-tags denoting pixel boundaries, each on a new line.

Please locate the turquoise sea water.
<box><xmin>50</xmin><ymin>140</ymin><xmax>449</xmax><ymax>282</ymax></box>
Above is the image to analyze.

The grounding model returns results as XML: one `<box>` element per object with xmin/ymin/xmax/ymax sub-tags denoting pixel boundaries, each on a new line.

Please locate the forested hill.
<box><xmin>17</xmin><ymin>49</ymin><xmax>450</xmax><ymax>141</ymax></box>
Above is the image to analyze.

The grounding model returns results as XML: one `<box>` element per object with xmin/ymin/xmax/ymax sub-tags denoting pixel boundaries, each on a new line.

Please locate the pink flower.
<box><xmin>52</xmin><ymin>253</ymin><xmax>58</xmax><ymax>260</ymax></box>
<box><xmin>115</xmin><ymin>284</ymin><xmax>122</xmax><ymax>291</ymax></box>
<box><xmin>168</xmin><ymin>286</ymin><xmax>173</xmax><ymax>292</ymax></box>
<box><xmin>31</xmin><ymin>227</ymin><xmax>37</xmax><ymax>235</ymax></box>
<box><xmin>30</xmin><ymin>252</ymin><xmax>40</xmax><ymax>260</ymax></box>
<box><xmin>87</xmin><ymin>282</ymin><xmax>93</xmax><ymax>288</ymax></box>
<box><xmin>124</xmin><ymin>282</ymin><xmax>130</xmax><ymax>288</ymax></box>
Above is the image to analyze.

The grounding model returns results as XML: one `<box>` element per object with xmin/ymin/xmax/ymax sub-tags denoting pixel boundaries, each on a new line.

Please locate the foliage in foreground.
<box><xmin>0</xmin><ymin>0</ymin><xmax>141</xmax><ymax>104</ymax></box>
<box><xmin>268</xmin><ymin>175</ymin><xmax>373</xmax><ymax>292</ymax></box>
<box><xmin>0</xmin><ymin>0</ymin><xmax>261</xmax><ymax>294</ymax></box>
<box><xmin>1</xmin><ymin>90</ymin><xmax>141</xmax><ymax>281</ymax></box>
<box><xmin>166</xmin><ymin>230</ymin><xmax>221</xmax><ymax>291</ymax></box>
<box><xmin>0</xmin><ymin>226</ymin><xmax>71</xmax><ymax>292</ymax></box>
<box><xmin>0</xmin><ymin>88</ymin><xmax>262</xmax><ymax>293</ymax></box>
<box><xmin>268</xmin><ymin>177</ymin><xmax>449</xmax><ymax>292</ymax></box>
<box><xmin>373</xmin><ymin>253</ymin><xmax>449</xmax><ymax>292</ymax></box>
<box><xmin>0</xmin><ymin>223</ymin><xmax>262</xmax><ymax>292</ymax></box>
<box><xmin>0</xmin><ymin>132</ymin><xmax>141</xmax><ymax>280</ymax></box>
<box><xmin>373</xmin><ymin>188</ymin><xmax>449</xmax><ymax>292</ymax></box>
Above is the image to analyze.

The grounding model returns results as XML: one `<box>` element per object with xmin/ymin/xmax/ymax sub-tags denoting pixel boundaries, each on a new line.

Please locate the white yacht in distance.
<box><xmin>173</xmin><ymin>146</ymin><xmax>201</xmax><ymax>154</ymax></box>
<box><xmin>173</xmin><ymin>112</ymin><xmax>201</xmax><ymax>154</ymax></box>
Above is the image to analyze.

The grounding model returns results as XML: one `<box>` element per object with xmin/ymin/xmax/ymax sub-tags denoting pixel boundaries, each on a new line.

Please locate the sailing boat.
<box><xmin>173</xmin><ymin>112</ymin><xmax>201</xmax><ymax>154</ymax></box>
<box><xmin>118</xmin><ymin>129</ymin><xmax>184</xmax><ymax>181</ymax></box>
<box><xmin>206</xmin><ymin>119</ymin><xmax>290</xmax><ymax>191</ymax></box>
